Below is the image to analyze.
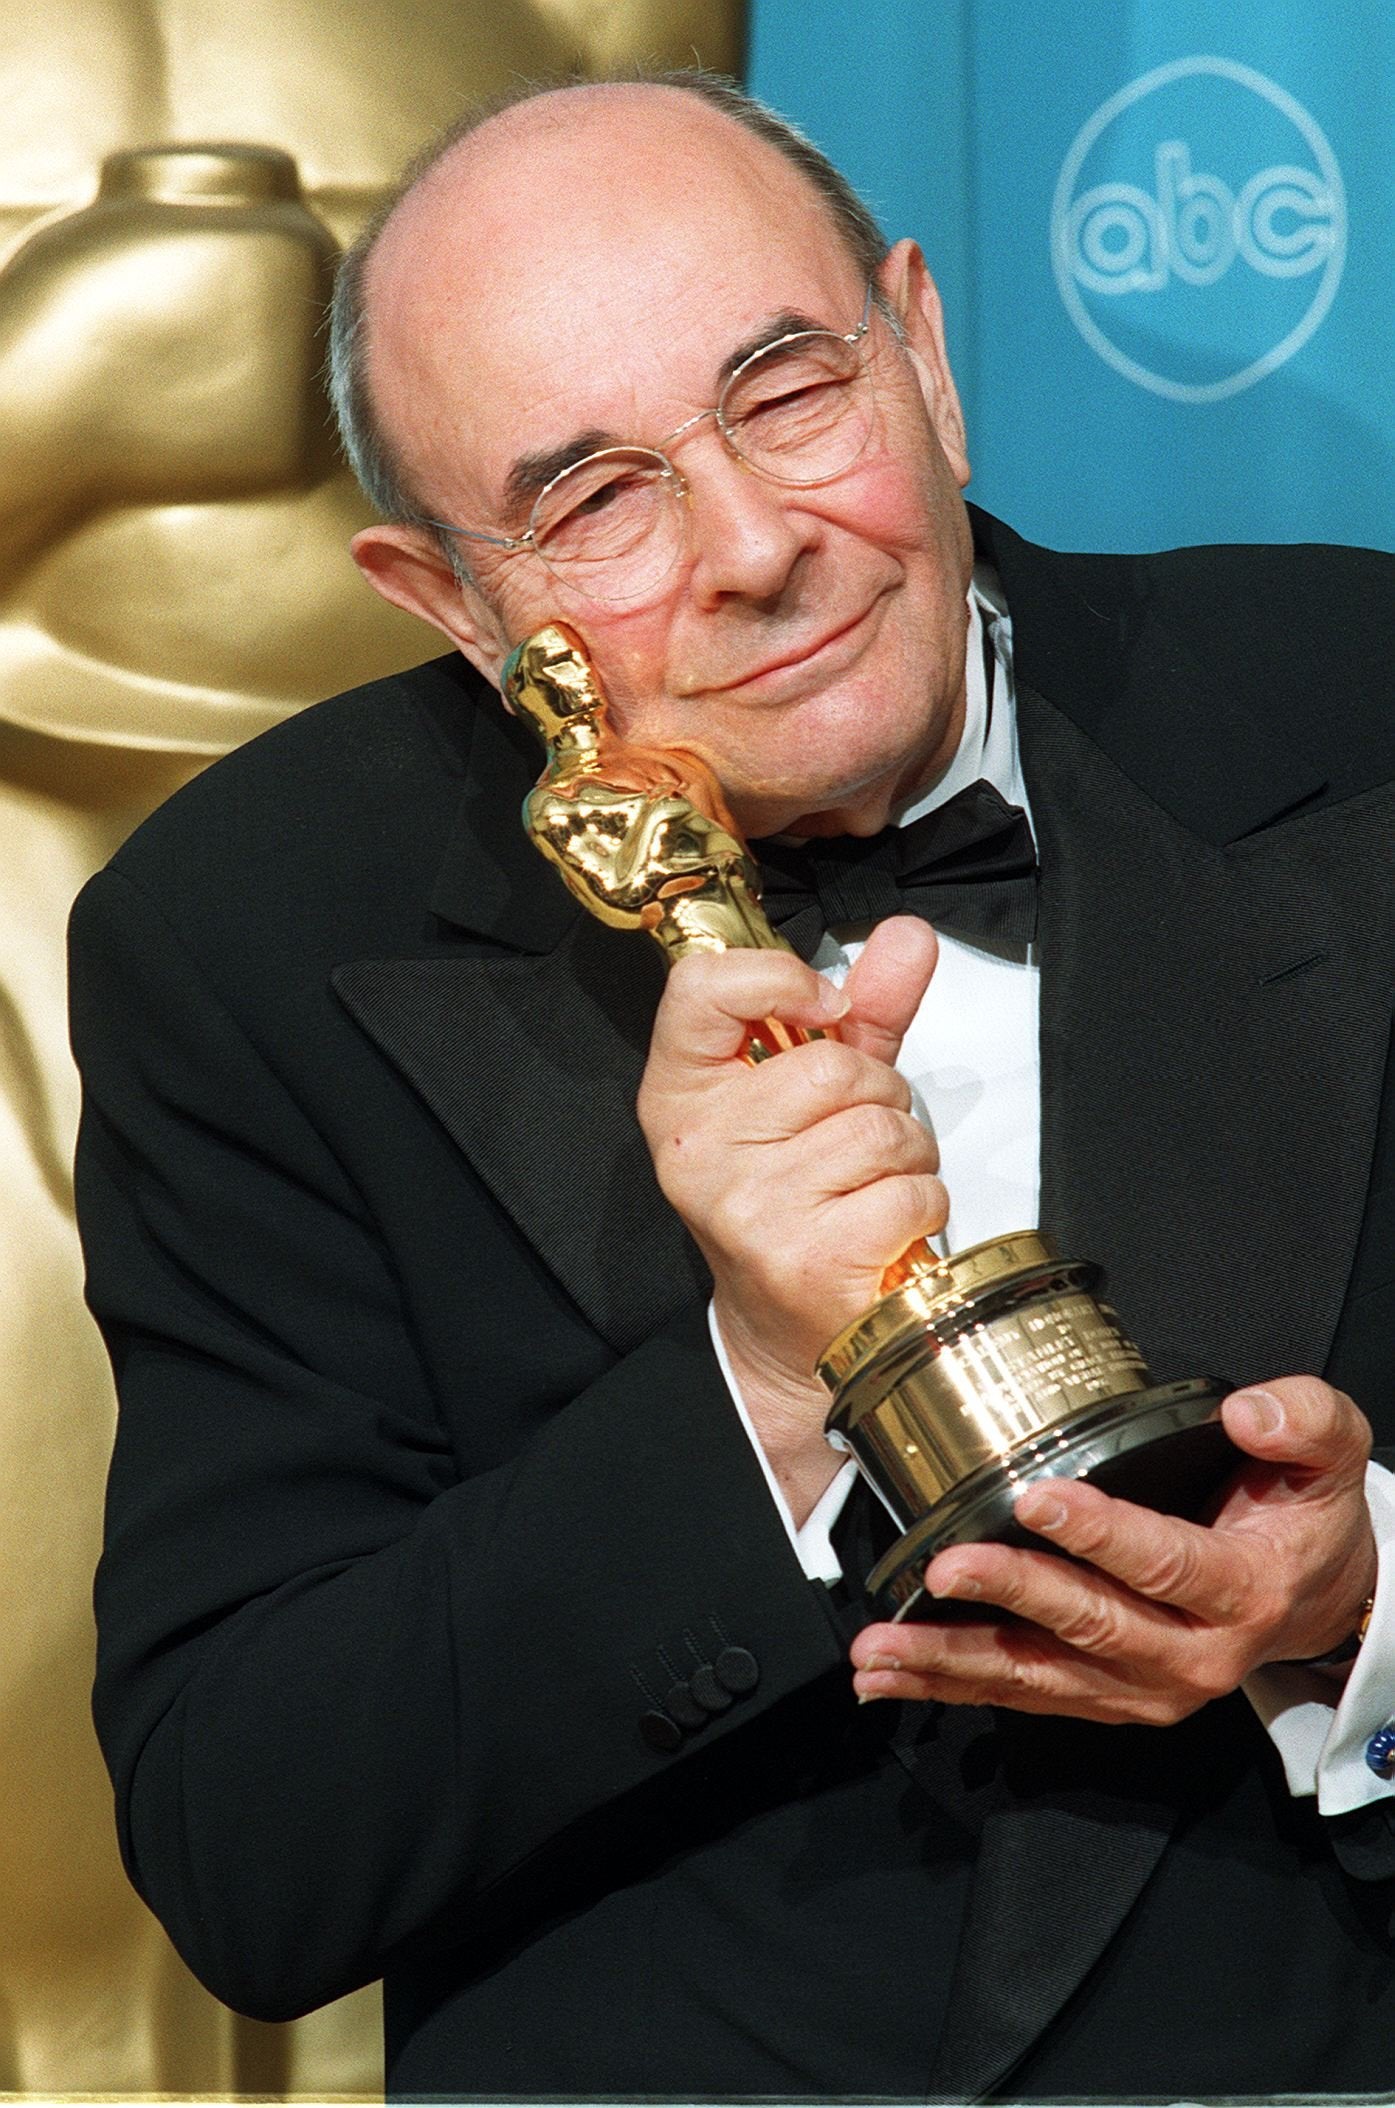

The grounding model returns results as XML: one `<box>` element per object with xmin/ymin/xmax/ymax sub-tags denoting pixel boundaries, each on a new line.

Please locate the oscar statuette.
<box><xmin>503</xmin><ymin>622</ymin><xmax>1237</xmax><ymax>1621</ymax></box>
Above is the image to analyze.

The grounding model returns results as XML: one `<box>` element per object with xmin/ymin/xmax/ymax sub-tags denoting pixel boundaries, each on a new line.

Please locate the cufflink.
<box><xmin>1365</xmin><ymin>1723</ymin><xmax>1395</xmax><ymax>1778</ymax></box>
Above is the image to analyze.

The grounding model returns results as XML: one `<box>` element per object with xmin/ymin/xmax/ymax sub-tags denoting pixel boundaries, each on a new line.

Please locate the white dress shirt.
<box><xmin>713</xmin><ymin>566</ymin><xmax>1395</xmax><ymax>1817</ymax></box>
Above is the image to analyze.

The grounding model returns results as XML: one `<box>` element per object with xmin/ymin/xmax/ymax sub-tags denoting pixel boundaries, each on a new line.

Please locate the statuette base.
<box><xmin>820</xmin><ymin>1230</ymin><xmax>1238</xmax><ymax>1622</ymax></box>
<box><xmin>869</xmin><ymin>1377</ymin><xmax>1233</xmax><ymax>1621</ymax></box>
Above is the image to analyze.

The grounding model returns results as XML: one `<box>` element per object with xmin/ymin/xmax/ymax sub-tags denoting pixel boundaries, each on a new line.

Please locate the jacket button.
<box><xmin>639</xmin><ymin>1710</ymin><xmax>683</xmax><ymax>1753</ymax></box>
<box><xmin>664</xmin><ymin>1681</ymin><xmax>708</xmax><ymax>1731</ymax></box>
<box><xmin>715</xmin><ymin>1645</ymin><xmax>759</xmax><ymax>1694</ymax></box>
<box><xmin>688</xmin><ymin>1664</ymin><xmax>733</xmax><ymax>1714</ymax></box>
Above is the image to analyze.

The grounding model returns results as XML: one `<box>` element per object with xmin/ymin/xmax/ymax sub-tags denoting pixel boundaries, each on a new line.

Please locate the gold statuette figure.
<box><xmin>508</xmin><ymin>623</ymin><xmax>773</xmax><ymax>955</ymax></box>
<box><xmin>505</xmin><ymin>623</ymin><xmax>1237</xmax><ymax>1621</ymax></box>
<box><xmin>508</xmin><ymin>623</ymin><xmax>808</xmax><ymax>1060</ymax></box>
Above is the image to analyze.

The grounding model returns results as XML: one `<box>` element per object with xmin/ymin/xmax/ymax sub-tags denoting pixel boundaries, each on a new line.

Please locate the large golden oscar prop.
<box><xmin>4</xmin><ymin>2</ymin><xmax>741</xmax><ymax>2093</ymax></box>
<box><xmin>506</xmin><ymin>624</ymin><xmax>1237</xmax><ymax>1620</ymax></box>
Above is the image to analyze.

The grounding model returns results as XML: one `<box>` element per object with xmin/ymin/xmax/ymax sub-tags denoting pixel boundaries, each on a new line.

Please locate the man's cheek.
<box><xmin>838</xmin><ymin>459</ymin><xmax>941</xmax><ymax>556</ymax></box>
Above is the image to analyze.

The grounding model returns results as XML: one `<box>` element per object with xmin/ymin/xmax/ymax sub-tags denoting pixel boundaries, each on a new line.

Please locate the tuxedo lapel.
<box><xmin>927</xmin><ymin>1738</ymin><xmax>1174</xmax><ymax>2102</ymax></box>
<box><xmin>1020</xmin><ymin>675</ymin><xmax>1395</xmax><ymax>1389</ymax></box>
<box><xmin>929</xmin><ymin>543</ymin><xmax>1395</xmax><ymax>2096</ymax></box>
<box><xmin>334</xmin><ymin>692</ymin><xmax>709</xmax><ymax>1355</ymax></box>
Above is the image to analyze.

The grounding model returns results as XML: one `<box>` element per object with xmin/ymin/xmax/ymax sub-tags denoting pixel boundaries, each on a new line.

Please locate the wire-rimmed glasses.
<box><xmin>420</xmin><ymin>283</ymin><xmax>878</xmax><ymax>607</ymax></box>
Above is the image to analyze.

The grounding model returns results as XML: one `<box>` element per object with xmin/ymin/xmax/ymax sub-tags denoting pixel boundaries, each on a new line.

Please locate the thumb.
<box><xmin>651</xmin><ymin>947</ymin><xmax>849</xmax><ymax>1069</ymax></box>
<box><xmin>840</xmin><ymin>916</ymin><xmax>938</xmax><ymax>1064</ymax></box>
<box><xmin>1222</xmin><ymin>1376</ymin><xmax>1371</xmax><ymax>1484</ymax></box>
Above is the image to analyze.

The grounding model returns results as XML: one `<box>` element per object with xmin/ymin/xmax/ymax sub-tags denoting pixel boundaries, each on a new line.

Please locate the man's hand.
<box><xmin>636</xmin><ymin>916</ymin><xmax>944</xmax><ymax>1522</ymax></box>
<box><xmin>851</xmin><ymin>1376</ymin><xmax>1378</xmax><ymax>1722</ymax></box>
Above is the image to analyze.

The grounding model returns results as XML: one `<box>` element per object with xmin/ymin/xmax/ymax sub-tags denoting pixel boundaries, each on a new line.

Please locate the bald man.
<box><xmin>72</xmin><ymin>73</ymin><xmax>1395</xmax><ymax>2100</ymax></box>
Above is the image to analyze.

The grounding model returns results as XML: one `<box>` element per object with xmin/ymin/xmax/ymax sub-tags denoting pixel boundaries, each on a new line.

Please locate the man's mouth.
<box><xmin>682</xmin><ymin>596</ymin><xmax>885</xmax><ymax>702</ymax></box>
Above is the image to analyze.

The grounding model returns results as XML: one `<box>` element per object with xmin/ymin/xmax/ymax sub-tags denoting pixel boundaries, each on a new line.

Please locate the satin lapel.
<box><xmin>1020</xmin><ymin>678</ymin><xmax>1395</xmax><ymax>1390</ymax></box>
<box><xmin>931</xmin><ymin>678</ymin><xmax>1395</xmax><ymax>2098</ymax></box>
<box><xmin>334</xmin><ymin>693</ymin><xmax>709</xmax><ymax>1355</ymax></box>
<box><xmin>927</xmin><ymin>1719</ymin><xmax>1175</xmax><ymax>2103</ymax></box>
<box><xmin>334</xmin><ymin>922</ymin><xmax>708</xmax><ymax>1355</ymax></box>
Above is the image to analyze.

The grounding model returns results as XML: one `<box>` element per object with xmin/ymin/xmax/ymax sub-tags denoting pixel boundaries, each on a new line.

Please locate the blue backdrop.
<box><xmin>748</xmin><ymin>0</ymin><xmax>1395</xmax><ymax>554</ymax></box>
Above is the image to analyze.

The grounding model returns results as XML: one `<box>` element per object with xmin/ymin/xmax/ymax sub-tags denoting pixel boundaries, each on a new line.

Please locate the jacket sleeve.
<box><xmin>70</xmin><ymin>864</ymin><xmax>846</xmax><ymax>2021</ymax></box>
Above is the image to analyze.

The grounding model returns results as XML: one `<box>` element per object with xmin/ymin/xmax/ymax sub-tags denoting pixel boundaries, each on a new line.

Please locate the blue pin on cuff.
<box><xmin>1364</xmin><ymin>1724</ymin><xmax>1395</xmax><ymax>1777</ymax></box>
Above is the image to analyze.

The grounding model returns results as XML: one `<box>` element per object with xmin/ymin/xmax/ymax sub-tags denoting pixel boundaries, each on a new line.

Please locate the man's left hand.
<box><xmin>850</xmin><ymin>1376</ymin><xmax>1378</xmax><ymax>1724</ymax></box>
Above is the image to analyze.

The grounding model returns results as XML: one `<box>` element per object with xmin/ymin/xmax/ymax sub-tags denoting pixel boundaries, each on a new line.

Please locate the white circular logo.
<box><xmin>1050</xmin><ymin>56</ymin><xmax>1346</xmax><ymax>403</ymax></box>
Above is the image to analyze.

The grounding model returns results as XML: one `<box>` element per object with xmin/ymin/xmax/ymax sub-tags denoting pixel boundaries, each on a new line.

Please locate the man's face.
<box><xmin>357</xmin><ymin>89</ymin><xmax>975</xmax><ymax>838</ymax></box>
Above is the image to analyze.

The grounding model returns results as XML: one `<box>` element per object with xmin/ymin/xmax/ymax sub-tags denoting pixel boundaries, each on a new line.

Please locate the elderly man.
<box><xmin>71</xmin><ymin>72</ymin><xmax>1395</xmax><ymax>2099</ymax></box>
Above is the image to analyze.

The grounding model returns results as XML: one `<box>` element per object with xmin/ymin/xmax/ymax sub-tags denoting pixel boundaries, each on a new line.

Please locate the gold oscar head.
<box><xmin>501</xmin><ymin>621</ymin><xmax>609</xmax><ymax>752</ymax></box>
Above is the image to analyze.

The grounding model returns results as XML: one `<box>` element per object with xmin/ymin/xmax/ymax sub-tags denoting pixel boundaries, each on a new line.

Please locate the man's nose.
<box><xmin>676</xmin><ymin>430</ymin><xmax>811</xmax><ymax>607</ymax></box>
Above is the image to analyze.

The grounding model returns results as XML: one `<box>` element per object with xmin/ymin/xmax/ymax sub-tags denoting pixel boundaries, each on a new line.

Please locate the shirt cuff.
<box><xmin>1244</xmin><ymin>1461</ymin><xmax>1395</xmax><ymax>1814</ymax></box>
<box><xmin>707</xmin><ymin>1301</ymin><xmax>857</xmax><ymax>1584</ymax></box>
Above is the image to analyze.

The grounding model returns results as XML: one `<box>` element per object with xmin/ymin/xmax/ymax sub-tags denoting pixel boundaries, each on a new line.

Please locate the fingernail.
<box><xmin>1232</xmin><ymin>1387</ymin><xmax>1284</xmax><ymax>1435</ymax></box>
<box><xmin>1016</xmin><ymin>1488</ymin><xmax>1067</xmax><ymax>1532</ymax></box>
<box><xmin>860</xmin><ymin>1651</ymin><xmax>899</xmax><ymax>1671</ymax></box>
<box><xmin>817</xmin><ymin>979</ymin><xmax>851</xmax><ymax>1018</ymax></box>
<box><xmin>929</xmin><ymin>1572</ymin><xmax>981</xmax><ymax>1600</ymax></box>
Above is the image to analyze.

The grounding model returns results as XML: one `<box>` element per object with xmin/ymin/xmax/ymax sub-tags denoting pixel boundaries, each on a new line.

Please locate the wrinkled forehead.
<box><xmin>365</xmin><ymin>88</ymin><xmax>865</xmax><ymax>510</ymax></box>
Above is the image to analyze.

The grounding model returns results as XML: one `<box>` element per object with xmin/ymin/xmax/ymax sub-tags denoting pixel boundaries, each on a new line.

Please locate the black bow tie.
<box><xmin>754</xmin><ymin>779</ymin><xmax>1038</xmax><ymax>962</ymax></box>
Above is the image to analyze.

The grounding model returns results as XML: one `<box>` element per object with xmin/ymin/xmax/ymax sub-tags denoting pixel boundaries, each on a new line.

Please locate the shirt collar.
<box><xmin>896</xmin><ymin>562</ymin><xmax>1030</xmax><ymax>831</ymax></box>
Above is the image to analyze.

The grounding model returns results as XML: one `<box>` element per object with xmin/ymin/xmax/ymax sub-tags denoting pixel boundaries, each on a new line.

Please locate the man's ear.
<box><xmin>350</xmin><ymin>523</ymin><xmax>511</xmax><ymax>687</ymax></box>
<box><xmin>875</xmin><ymin>238</ymin><xmax>971</xmax><ymax>489</ymax></box>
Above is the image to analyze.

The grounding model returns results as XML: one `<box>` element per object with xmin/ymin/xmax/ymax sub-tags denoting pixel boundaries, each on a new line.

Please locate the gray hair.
<box><xmin>324</xmin><ymin>68</ymin><xmax>889</xmax><ymax>553</ymax></box>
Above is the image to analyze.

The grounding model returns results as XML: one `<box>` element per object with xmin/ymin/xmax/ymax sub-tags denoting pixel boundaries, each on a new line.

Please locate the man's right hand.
<box><xmin>636</xmin><ymin>916</ymin><xmax>945</xmax><ymax>1522</ymax></box>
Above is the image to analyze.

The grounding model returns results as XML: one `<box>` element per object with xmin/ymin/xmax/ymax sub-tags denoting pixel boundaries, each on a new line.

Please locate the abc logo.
<box><xmin>1050</xmin><ymin>57</ymin><xmax>1345</xmax><ymax>402</ymax></box>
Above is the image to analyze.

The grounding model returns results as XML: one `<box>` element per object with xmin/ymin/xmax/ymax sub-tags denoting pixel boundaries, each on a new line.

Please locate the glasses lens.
<box><xmin>531</xmin><ymin>448</ymin><xmax>683</xmax><ymax>605</ymax></box>
<box><xmin>720</xmin><ymin>331</ymin><xmax>874</xmax><ymax>487</ymax></box>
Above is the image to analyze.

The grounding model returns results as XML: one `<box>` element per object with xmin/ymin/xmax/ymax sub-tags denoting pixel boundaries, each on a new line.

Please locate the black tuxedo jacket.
<box><xmin>72</xmin><ymin>513</ymin><xmax>1395</xmax><ymax>2099</ymax></box>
